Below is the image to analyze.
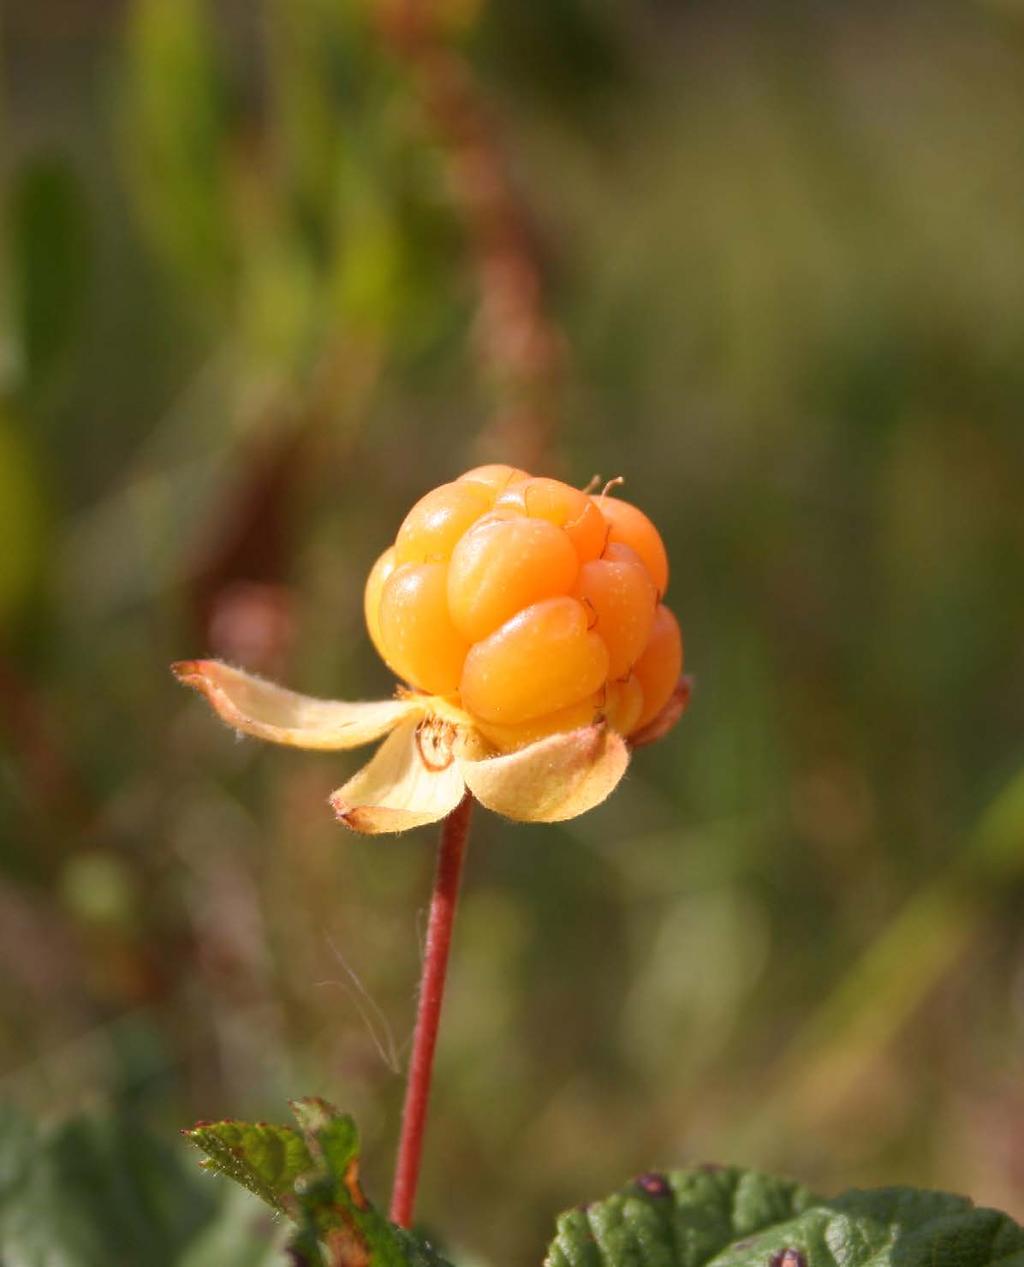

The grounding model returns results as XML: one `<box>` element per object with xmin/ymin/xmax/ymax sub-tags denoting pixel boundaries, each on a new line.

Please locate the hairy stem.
<box><xmin>389</xmin><ymin>792</ymin><xmax>474</xmax><ymax>1228</ymax></box>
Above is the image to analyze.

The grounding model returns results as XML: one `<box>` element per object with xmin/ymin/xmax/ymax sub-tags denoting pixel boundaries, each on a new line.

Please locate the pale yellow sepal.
<box><xmin>171</xmin><ymin>660</ymin><xmax>425</xmax><ymax>750</ymax></box>
<box><xmin>459</xmin><ymin>723</ymin><xmax>630</xmax><ymax>823</ymax></box>
<box><xmin>329</xmin><ymin>717</ymin><xmax>467</xmax><ymax>834</ymax></box>
<box><xmin>173</xmin><ymin>660</ymin><xmax>658</xmax><ymax>834</ymax></box>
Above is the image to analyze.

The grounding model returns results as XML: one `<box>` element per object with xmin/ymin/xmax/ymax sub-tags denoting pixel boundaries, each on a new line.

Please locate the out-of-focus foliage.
<box><xmin>0</xmin><ymin>1104</ymin><xmax>283</xmax><ymax>1265</ymax></box>
<box><xmin>1</xmin><ymin>1</ymin><xmax>1023</xmax><ymax>1264</ymax></box>
<box><xmin>9</xmin><ymin>158</ymin><xmax>90</xmax><ymax>392</ymax></box>
<box><xmin>0</xmin><ymin>413</ymin><xmax>46</xmax><ymax>622</ymax></box>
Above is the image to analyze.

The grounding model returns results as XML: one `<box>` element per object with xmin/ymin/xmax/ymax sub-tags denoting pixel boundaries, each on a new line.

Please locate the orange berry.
<box><xmin>460</xmin><ymin>596</ymin><xmax>609</xmax><ymax>724</ymax></box>
<box><xmin>573</xmin><ymin>542</ymin><xmax>657</xmax><ymax>678</ymax></box>
<box><xmin>495</xmin><ymin>477</ymin><xmax>606</xmax><ymax>562</ymax></box>
<box><xmin>378</xmin><ymin>562</ymin><xmax>469</xmax><ymax>694</ymax></box>
<box><xmin>602</xmin><ymin>673</ymin><xmax>644</xmax><ymax>736</ymax></box>
<box><xmin>365</xmin><ymin>468</ymin><xmax>683</xmax><ymax>748</ymax></box>
<box><xmin>447</xmin><ymin>515</ymin><xmax>579</xmax><ymax>642</ymax></box>
<box><xmin>364</xmin><ymin>546</ymin><xmax>396</xmax><ymax>663</ymax></box>
<box><xmin>593</xmin><ymin>495</ymin><xmax>669</xmax><ymax>595</ymax></box>
<box><xmin>474</xmin><ymin>697</ymin><xmax>599</xmax><ymax>754</ymax></box>
<box><xmin>457</xmin><ymin>463</ymin><xmax>529</xmax><ymax>493</ymax></box>
<box><xmin>394</xmin><ymin>480</ymin><xmax>494</xmax><ymax>565</ymax></box>
<box><xmin>630</xmin><ymin>605</ymin><xmax>683</xmax><ymax>732</ymax></box>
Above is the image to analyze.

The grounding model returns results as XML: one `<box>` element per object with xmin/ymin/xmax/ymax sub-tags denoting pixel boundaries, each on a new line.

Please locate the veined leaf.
<box><xmin>186</xmin><ymin>1098</ymin><xmax>455</xmax><ymax>1267</ymax></box>
<box><xmin>545</xmin><ymin>1166</ymin><xmax>1024</xmax><ymax>1267</ymax></box>
<box><xmin>184</xmin><ymin>1118</ymin><xmax>314</xmax><ymax>1216</ymax></box>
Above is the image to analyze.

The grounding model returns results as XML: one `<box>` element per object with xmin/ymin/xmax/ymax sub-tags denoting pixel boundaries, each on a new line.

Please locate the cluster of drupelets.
<box><xmin>364</xmin><ymin>464</ymin><xmax>683</xmax><ymax>753</ymax></box>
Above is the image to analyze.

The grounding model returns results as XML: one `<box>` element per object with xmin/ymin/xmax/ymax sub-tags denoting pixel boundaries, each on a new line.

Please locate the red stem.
<box><xmin>389</xmin><ymin>792</ymin><xmax>474</xmax><ymax>1228</ymax></box>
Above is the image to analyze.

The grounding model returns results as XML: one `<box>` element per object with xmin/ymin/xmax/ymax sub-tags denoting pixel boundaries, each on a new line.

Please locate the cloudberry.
<box><xmin>591</xmin><ymin>493</ymin><xmax>669</xmax><ymax>596</ymax></box>
<box><xmin>367</xmin><ymin>469</ymin><xmax>683</xmax><ymax>752</ymax></box>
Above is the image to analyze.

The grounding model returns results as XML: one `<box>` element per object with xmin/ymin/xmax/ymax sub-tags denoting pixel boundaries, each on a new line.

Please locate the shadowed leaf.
<box><xmin>0</xmin><ymin>1105</ymin><xmax>280</xmax><ymax>1266</ymax></box>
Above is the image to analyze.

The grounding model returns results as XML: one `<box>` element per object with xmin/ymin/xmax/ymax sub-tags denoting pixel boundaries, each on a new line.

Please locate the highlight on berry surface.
<box><xmin>173</xmin><ymin>465</ymin><xmax>690</xmax><ymax>834</ymax></box>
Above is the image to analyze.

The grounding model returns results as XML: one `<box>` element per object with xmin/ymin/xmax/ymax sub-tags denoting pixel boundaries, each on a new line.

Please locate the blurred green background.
<box><xmin>2</xmin><ymin>0</ymin><xmax>1024</xmax><ymax>1262</ymax></box>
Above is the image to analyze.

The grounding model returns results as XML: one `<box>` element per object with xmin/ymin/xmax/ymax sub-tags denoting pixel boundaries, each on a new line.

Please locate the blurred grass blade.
<box><xmin>120</xmin><ymin>0</ymin><xmax>236</xmax><ymax>311</ymax></box>
<box><xmin>0</xmin><ymin>409</ymin><xmax>46</xmax><ymax>623</ymax></box>
<box><xmin>9</xmin><ymin>157</ymin><xmax>90</xmax><ymax>391</ymax></box>
<box><xmin>765</xmin><ymin>764</ymin><xmax>1024</xmax><ymax>1127</ymax></box>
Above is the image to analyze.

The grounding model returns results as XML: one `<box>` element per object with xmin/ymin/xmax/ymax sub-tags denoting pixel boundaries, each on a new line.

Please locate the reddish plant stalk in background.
<box><xmin>375</xmin><ymin>2</ymin><xmax>564</xmax><ymax>472</ymax></box>
<box><xmin>390</xmin><ymin>792</ymin><xmax>475</xmax><ymax>1228</ymax></box>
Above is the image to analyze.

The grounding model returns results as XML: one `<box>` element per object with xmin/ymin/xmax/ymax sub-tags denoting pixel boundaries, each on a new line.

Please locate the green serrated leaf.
<box><xmin>546</xmin><ymin>1167</ymin><xmax>1024</xmax><ymax>1267</ymax></box>
<box><xmin>186</xmin><ymin>1099</ymin><xmax>455</xmax><ymax>1267</ymax></box>
<box><xmin>287</xmin><ymin>1098</ymin><xmax>413</xmax><ymax>1267</ymax></box>
<box><xmin>185</xmin><ymin>1118</ymin><xmax>314</xmax><ymax>1215</ymax></box>
<box><xmin>291</xmin><ymin>1098</ymin><xmax>362</xmax><ymax>1182</ymax></box>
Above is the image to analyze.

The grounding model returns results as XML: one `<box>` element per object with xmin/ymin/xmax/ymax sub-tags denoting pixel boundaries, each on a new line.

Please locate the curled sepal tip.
<box><xmin>171</xmin><ymin>659</ymin><xmax>424</xmax><ymax>751</ymax></box>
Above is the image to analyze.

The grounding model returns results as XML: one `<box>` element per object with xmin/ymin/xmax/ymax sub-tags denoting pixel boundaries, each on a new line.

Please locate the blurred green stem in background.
<box><xmin>757</xmin><ymin>762</ymin><xmax>1024</xmax><ymax>1136</ymax></box>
